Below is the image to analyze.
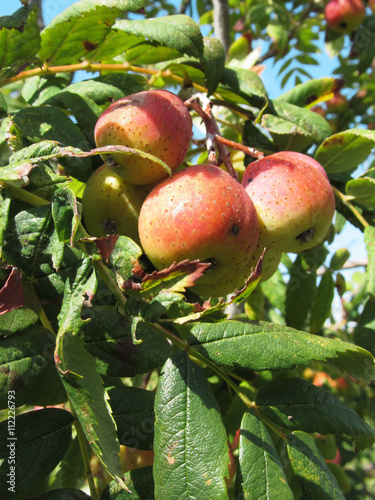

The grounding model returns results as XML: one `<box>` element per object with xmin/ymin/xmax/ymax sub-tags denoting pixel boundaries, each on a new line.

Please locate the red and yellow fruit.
<box><xmin>138</xmin><ymin>164</ymin><xmax>260</xmax><ymax>297</ymax></box>
<box><xmin>94</xmin><ymin>90</ymin><xmax>192</xmax><ymax>185</ymax></box>
<box><xmin>242</xmin><ymin>152</ymin><xmax>335</xmax><ymax>254</ymax></box>
<box><xmin>324</xmin><ymin>0</ymin><xmax>365</xmax><ymax>34</ymax></box>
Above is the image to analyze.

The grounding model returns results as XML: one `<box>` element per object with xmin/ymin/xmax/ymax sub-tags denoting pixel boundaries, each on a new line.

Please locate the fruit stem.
<box><xmin>214</xmin><ymin>135</ymin><xmax>264</xmax><ymax>160</ymax></box>
<box><xmin>332</xmin><ymin>185</ymin><xmax>370</xmax><ymax>229</ymax></box>
<box><xmin>91</xmin><ymin>257</ymin><xmax>127</xmax><ymax>313</ymax></box>
<box><xmin>185</xmin><ymin>94</ymin><xmax>239</xmax><ymax>179</ymax></box>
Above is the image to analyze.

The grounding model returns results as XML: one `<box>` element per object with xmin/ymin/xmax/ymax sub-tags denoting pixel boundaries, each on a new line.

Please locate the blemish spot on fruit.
<box><xmin>104</xmin><ymin>155</ymin><xmax>120</xmax><ymax>168</ymax></box>
<box><xmin>229</xmin><ymin>224</ymin><xmax>240</xmax><ymax>236</ymax></box>
<box><xmin>101</xmin><ymin>219</ymin><xmax>118</xmax><ymax>234</ymax></box>
<box><xmin>296</xmin><ymin>227</ymin><xmax>314</xmax><ymax>243</ymax></box>
<box><xmin>203</xmin><ymin>257</ymin><xmax>218</xmax><ymax>269</ymax></box>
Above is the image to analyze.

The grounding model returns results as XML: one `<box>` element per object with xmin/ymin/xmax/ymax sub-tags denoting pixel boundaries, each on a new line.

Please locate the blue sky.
<box><xmin>1</xmin><ymin>0</ymin><xmax>368</xmax><ymax>267</ymax></box>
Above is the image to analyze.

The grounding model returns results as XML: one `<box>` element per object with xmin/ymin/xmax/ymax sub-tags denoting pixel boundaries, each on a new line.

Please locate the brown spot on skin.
<box><xmin>296</xmin><ymin>228</ymin><xmax>314</xmax><ymax>243</ymax></box>
<box><xmin>229</xmin><ymin>224</ymin><xmax>240</xmax><ymax>236</ymax></box>
<box><xmin>101</xmin><ymin>219</ymin><xmax>118</xmax><ymax>234</ymax></box>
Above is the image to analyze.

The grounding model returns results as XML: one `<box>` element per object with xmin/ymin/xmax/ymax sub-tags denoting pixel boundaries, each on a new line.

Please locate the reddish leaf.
<box><xmin>0</xmin><ymin>267</ymin><xmax>25</xmax><ymax>315</ymax></box>
<box><xmin>142</xmin><ymin>259</ymin><xmax>211</xmax><ymax>289</ymax></box>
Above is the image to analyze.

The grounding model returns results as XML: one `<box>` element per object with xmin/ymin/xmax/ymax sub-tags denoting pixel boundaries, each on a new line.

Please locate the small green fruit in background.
<box><xmin>138</xmin><ymin>164</ymin><xmax>260</xmax><ymax>298</ymax></box>
<box><xmin>82</xmin><ymin>164</ymin><xmax>152</xmax><ymax>245</ymax></box>
<box><xmin>242</xmin><ymin>151</ymin><xmax>335</xmax><ymax>254</ymax></box>
<box><xmin>94</xmin><ymin>89</ymin><xmax>193</xmax><ymax>185</ymax></box>
<box><xmin>325</xmin><ymin>0</ymin><xmax>365</xmax><ymax>34</ymax></box>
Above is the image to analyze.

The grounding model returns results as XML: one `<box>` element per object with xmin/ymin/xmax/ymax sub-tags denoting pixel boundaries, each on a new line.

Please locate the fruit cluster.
<box><xmin>82</xmin><ymin>90</ymin><xmax>335</xmax><ymax>298</ymax></box>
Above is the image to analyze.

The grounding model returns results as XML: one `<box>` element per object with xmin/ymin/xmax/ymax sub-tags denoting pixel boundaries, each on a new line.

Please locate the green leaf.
<box><xmin>187</xmin><ymin>320</ymin><xmax>375</xmax><ymax>382</ymax></box>
<box><xmin>21</xmin><ymin>73</ymin><xmax>71</xmax><ymax>105</ymax></box>
<box><xmin>80</xmin><ymin>305</ymin><xmax>173</xmax><ymax>376</ymax></box>
<box><xmin>256</xmin><ymin>378</ymin><xmax>375</xmax><ymax>451</ymax></box>
<box><xmin>12</xmin><ymin>106</ymin><xmax>91</xmax><ymax>178</ymax></box>
<box><xmin>0</xmin><ymin>91</ymin><xmax>7</xmax><ymax>116</ymax></box>
<box><xmin>262</xmin><ymin>100</ymin><xmax>331</xmax><ymax>151</ymax></box>
<box><xmin>153</xmin><ymin>351</ymin><xmax>229</xmax><ymax>499</ymax></box>
<box><xmin>39</xmin><ymin>0</ymin><xmax>144</xmax><ymax>65</ymax></box>
<box><xmin>0</xmin><ymin>325</ymin><xmax>66</xmax><ymax>409</ymax></box>
<box><xmin>235</xmin><ymin>409</ymin><xmax>293</xmax><ymax>499</ymax></box>
<box><xmin>114</xmin><ymin>15</ymin><xmax>204</xmax><ymax>60</ymax></box>
<box><xmin>329</xmin><ymin>248</ymin><xmax>350</xmax><ymax>271</ymax></box>
<box><xmin>219</xmin><ymin>67</ymin><xmax>268</xmax><ymax>110</ymax></box>
<box><xmin>354</xmin><ymin>297</ymin><xmax>375</xmax><ymax>357</ymax></box>
<box><xmin>346</xmin><ymin>176</ymin><xmax>375</xmax><ymax>209</ymax></box>
<box><xmin>56</xmin><ymin>333</ymin><xmax>125</xmax><ymax>488</ymax></box>
<box><xmin>101</xmin><ymin>466</ymin><xmax>154</xmax><ymax>499</ymax></box>
<box><xmin>285</xmin><ymin>255</ymin><xmax>317</xmax><ymax>330</ymax></box>
<box><xmin>2</xmin><ymin>204</ymin><xmax>85</xmax><ymax>299</ymax></box>
<box><xmin>108</xmin><ymin>386</ymin><xmax>155</xmax><ymax>450</ymax></box>
<box><xmin>57</xmin><ymin>257</ymin><xmax>97</xmax><ymax>336</ymax></box>
<box><xmin>0</xmin><ymin>408</ymin><xmax>74</xmax><ymax>497</ymax></box>
<box><xmin>365</xmin><ymin>226</ymin><xmax>375</xmax><ymax>296</ymax></box>
<box><xmin>309</xmin><ymin>271</ymin><xmax>335</xmax><ymax>333</ymax></box>
<box><xmin>267</xmin><ymin>21</ymin><xmax>288</xmax><ymax>53</ymax></box>
<box><xmin>287</xmin><ymin>431</ymin><xmax>345</xmax><ymax>499</ymax></box>
<box><xmin>276</xmin><ymin>77</ymin><xmax>338</xmax><ymax>107</ymax></box>
<box><xmin>52</xmin><ymin>187</ymin><xmax>82</xmax><ymax>245</ymax></box>
<box><xmin>0</xmin><ymin>6</ymin><xmax>41</xmax><ymax>72</ymax></box>
<box><xmin>315</xmin><ymin>129</ymin><xmax>375</xmax><ymax>174</ymax></box>
<box><xmin>202</xmin><ymin>36</ymin><xmax>225</xmax><ymax>96</ymax></box>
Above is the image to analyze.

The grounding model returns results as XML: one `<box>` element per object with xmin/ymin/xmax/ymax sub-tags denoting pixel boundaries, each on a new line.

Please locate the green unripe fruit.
<box><xmin>138</xmin><ymin>164</ymin><xmax>260</xmax><ymax>298</ymax></box>
<box><xmin>82</xmin><ymin>164</ymin><xmax>151</xmax><ymax>245</ymax></box>
<box><xmin>94</xmin><ymin>89</ymin><xmax>193</xmax><ymax>185</ymax></box>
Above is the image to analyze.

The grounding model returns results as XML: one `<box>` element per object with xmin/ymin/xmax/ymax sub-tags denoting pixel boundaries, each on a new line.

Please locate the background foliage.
<box><xmin>0</xmin><ymin>0</ymin><xmax>375</xmax><ymax>498</ymax></box>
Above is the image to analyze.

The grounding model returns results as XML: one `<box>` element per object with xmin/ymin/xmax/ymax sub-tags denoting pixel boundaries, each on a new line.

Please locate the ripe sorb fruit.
<box><xmin>325</xmin><ymin>0</ymin><xmax>365</xmax><ymax>34</ymax></box>
<box><xmin>242</xmin><ymin>152</ymin><xmax>335</xmax><ymax>254</ymax></box>
<box><xmin>94</xmin><ymin>90</ymin><xmax>192</xmax><ymax>185</ymax></box>
<box><xmin>244</xmin><ymin>244</ymin><xmax>282</xmax><ymax>283</ymax></box>
<box><xmin>82</xmin><ymin>164</ymin><xmax>151</xmax><ymax>244</ymax></box>
<box><xmin>138</xmin><ymin>164</ymin><xmax>260</xmax><ymax>297</ymax></box>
